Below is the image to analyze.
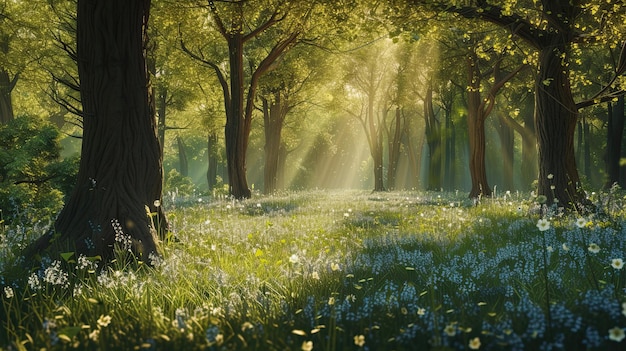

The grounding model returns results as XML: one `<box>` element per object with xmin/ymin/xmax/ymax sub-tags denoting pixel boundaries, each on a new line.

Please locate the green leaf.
<box><xmin>60</xmin><ymin>252</ymin><xmax>75</xmax><ymax>262</ymax></box>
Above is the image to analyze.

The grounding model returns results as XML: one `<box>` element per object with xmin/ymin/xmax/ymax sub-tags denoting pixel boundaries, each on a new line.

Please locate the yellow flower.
<box><xmin>301</xmin><ymin>341</ymin><xmax>313</xmax><ymax>351</ymax></box>
<box><xmin>353</xmin><ymin>335</ymin><xmax>365</xmax><ymax>347</ymax></box>
<box><xmin>469</xmin><ymin>337</ymin><xmax>481</xmax><ymax>349</ymax></box>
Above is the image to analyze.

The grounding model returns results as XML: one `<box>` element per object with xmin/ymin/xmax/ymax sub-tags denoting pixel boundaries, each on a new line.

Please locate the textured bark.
<box><xmin>386</xmin><ymin>108</ymin><xmax>403</xmax><ymax>190</ymax></box>
<box><xmin>26</xmin><ymin>0</ymin><xmax>164</xmax><ymax>262</ymax></box>
<box><xmin>261</xmin><ymin>94</ymin><xmax>288</xmax><ymax>194</ymax></box>
<box><xmin>466</xmin><ymin>55</ymin><xmax>490</xmax><ymax>198</ymax></box>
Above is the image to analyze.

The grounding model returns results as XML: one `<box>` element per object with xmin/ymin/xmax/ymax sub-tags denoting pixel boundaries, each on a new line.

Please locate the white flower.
<box><xmin>546</xmin><ymin>246</ymin><xmax>554</xmax><ymax>253</ymax></box>
<box><xmin>4</xmin><ymin>286</ymin><xmax>14</xmax><ymax>299</ymax></box>
<box><xmin>28</xmin><ymin>273</ymin><xmax>41</xmax><ymax>290</ymax></box>
<box><xmin>536</xmin><ymin>218</ymin><xmax>550</xmax><ymax>231</ymax></box>
<box><xmin>153</xmin><ymin>200</ymin><xmax>161</xmax><ymax>207</ymax></box>
<box><xmin>444</xmin><ymin>324</ymin><xmax>456</xmax><ymax>337</ymax></box>
<box><xmin>469</xmin><ymin>337</ymin><xmax>481</xmax><ymax>349</ymax></box>
<box><xmin>417</xmin><ymin>308</ymin><xmax>426</xmax><ymax>316</ymax></box>
<box><xmin>575</xmin><ymin>217</ymin><xmax>587</xmax><ymax>228</ymax></box>
<box><xmin>611</xmin><ymin>258</ymin><xmax>624</xmax><ymax>270</ymax></box>
<box><xmin>608</xmin><ymin>327</ymin><xmax>625</xmax><ymax>342</ymax></box>
<box><xmin>311</xmin><ymin>271</ymin><xmax>320</xmax><ymax>280</ymax></box>
<box><xmin>588</xmin><ymin>243</ymin><xmax>600</xmax><ymax>254</ymax></box>
<box><xmin>562</xmin><ymin>243</ymin><xmax>570</xmax><ymax>251</ymax></box>
<box><xmin>547</xmin><ymin>174</ymin><xmax>554</xmax><ymax>179</ymax></box>
<box><xmin>289</xmin><ymin>254</ymin><xmax>299</xmax><ymax>264</ymax></box>
<box><xmin>331</xmin><ymin>262</ymin><xmax>340</xmax><ymax>271</ymax></box>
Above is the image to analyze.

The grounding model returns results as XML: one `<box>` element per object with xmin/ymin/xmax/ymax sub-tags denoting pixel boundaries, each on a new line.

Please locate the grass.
<box><xmin>1</xmin><ymin>189</ymin><xmax>626</xmax><ymax>350</ymax></box>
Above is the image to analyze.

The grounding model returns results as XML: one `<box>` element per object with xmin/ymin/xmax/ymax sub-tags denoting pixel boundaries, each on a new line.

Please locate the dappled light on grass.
<box><xmin>1</xmin><ymin>190</ymin><xmax>626</xmax><ymax>350</ymax></box>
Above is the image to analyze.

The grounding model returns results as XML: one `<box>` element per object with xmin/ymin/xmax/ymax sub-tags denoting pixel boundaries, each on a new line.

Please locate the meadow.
<box><xmin>1</xmin><ymin>189</ymin><xmax>626</xmax><ymax>350</ymax></box>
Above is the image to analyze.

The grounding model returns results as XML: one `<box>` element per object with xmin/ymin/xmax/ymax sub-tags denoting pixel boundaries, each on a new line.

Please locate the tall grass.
<box><xmin>1</xmin><ymin>189</ymin><xmax>625</xmax><ymax>350</ymax></box>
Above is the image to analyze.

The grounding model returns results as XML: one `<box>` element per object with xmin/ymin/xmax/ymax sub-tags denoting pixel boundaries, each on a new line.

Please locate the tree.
<box><xmin>447</xmin><ymin>0</ymin><xmax>626</xmax><ymax>208</ymax></box>
<box><xmin>181</xmin><ymin>1</ymin><xmax>309</xmax><ymax>199</ymax></box>
<box><xmin>26</xmin><ymin>0</ymin><xmax>164</xmax><ymax>262</ymax></box>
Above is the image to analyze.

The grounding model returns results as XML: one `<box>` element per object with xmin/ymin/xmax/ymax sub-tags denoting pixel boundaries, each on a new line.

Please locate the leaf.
<box><xmin>58</xmin><ymin>326</ymin><xmax>81</xmax><ymax>340</ymax></box>
<box><xmin>60</xmin><ymin>252</ymin><xmax>75</xmax><ymax>262</ymax></box>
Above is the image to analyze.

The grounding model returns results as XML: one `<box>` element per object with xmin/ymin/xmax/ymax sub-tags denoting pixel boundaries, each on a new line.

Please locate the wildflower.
<box><xmin>444</xmin><ymin>324</ymin><xmax>456</xmax><ymax>337</ymax></box>
<box><xmin>311</xmin><ymin>271</ymin><xmax>320</xmax><ymax>280</ymax></box>
<box><xmin>331</xmin><ymin>262</ymin><xmax>340</xmax><ymax>271</ymax></box>
<box><xmin>588</xmin><ymin>243</ymin><xmax>600</xmax><ymax>254</ymax></box>
<box><xmin>536</xmin><ymin>218</ymin><xmax>550</xmax><ymax>231</ymax></box>
<box><xmin>417</xmin><ymin>308</ymin><xmax>426</xmax><ymax>316</ymax></box>
<box><xmin>89</xmin><ymin>329</ymin><xmax>100</xmax><ymax>342</ymax></box>
<box><xmin>547</xmin><ymin>174</ymin><xmax>554</xmax><ymax>179</ymax></box>
<box><xmin>153</xmin><ymin>200</ymin><xmax>161</xmax><ymax>207</ymax></box>
<box><xmin>301</xmin><ymin>341</ymin><xmax>313</xmax><ymax>351</ymax></box>
<box><xmin>575</xmin><ymin>217</ymin><xmax>587</xmax><ymax>228</ymax></box>
<box><xmin>4</xmin><ymin>286</ymin><xmax>14</xmax><ymax>299</ymax></box>
<box><xmin>611</xmin><ymin>259</ymin><xmax>624</xmax><ymax>270</ymax></box>
<box><xmin>43</xmin><ymin>260</ymin><xmax>69</xmax><ymax>288</ymax></box>
<box><xmin>608</xmin><ymin>327</ymin><xmax>625</xmax><ymax>342</ymax></box>
<box><xmin>546</xmin><ymin>246</ymin><xmax>554</xmax><ymax>253</ymax></box>
<box><xmin>289</xmin><ymin>254</ymin><xmax>299</xmax><ymax>264</ymax></box>
<box><xmin>328</xmin><ymin>296</ymin><xmax>335</xmax><ymax>306</ymax></box>
<box><xmin>468</xmin><ymin>337</ymin><xmax>481</xmax><ymax>349</ymax></box>
<box><xmin>175</xmin><ymin>308</ymin><xmax>187</xmax><ymax>330</ymax></box>
<box><xmin>97</xmin><ymin>315</ymin><xmax>112</xmax><ymax>328</ymax></box>
<box><xmin>28</xmin><ymin>273</ymin><xmax>41</xmax><ymax>290</ymax></box>
<box><xmin>550</xmin><ymin>185</ymin><xmax>556</xmax><ymax>190</ymax></box>
<box><xmin>354</xmin><ymin>334</ymin><xmax>366</xmax><ymax>347</ymax></box>
<box><xmin>562</xmin><ymin>243</ymin><xmax>570</xmax><ymax>251</ymax></box>
<box><xmin>205</xmin><ymin>325</ymin><xmax>222</xmax><ymax>345</ymax></box>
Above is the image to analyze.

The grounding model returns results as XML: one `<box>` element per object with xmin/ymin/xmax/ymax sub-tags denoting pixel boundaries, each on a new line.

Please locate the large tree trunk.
<box><xmin>224</xmin><ymin>34</ymin><xmax>251</xmax><ymax>199</ymax></box>
<box><xmin>605</xmin><ymin>97</ymin><xmax>626</xmax><ymax>188</ymax></box>
<box><xmin>443</xmin><ymin>106</ymin><xmax>455</xmax><ymax>190</ymax></box>
<box><xmin>535</xmin><ymin>40</ymin><xmax>583</xmax><ymax>207</ymax></box>
<box><xmin>26</xmin><ymin>0</ymin><xmax>164</xmax><ymax>262</ymax></box>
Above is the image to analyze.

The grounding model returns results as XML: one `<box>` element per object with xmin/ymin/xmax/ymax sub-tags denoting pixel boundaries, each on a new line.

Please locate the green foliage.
<box><xmin>0</xmin><ymin>115</ymin><xmax>77</xmax><ymax>224</ymax></box>
<box><xmin>164</xmin><ymin>169</ymin><xmax>196</xmax><ymax>196</ymax></box>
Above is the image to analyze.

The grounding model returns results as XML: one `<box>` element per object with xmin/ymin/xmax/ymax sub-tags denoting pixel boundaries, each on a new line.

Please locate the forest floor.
<box><xmin>1</xmin><ymin>189</ymin><xmax>626</xmax><ymax>350</ymax></box>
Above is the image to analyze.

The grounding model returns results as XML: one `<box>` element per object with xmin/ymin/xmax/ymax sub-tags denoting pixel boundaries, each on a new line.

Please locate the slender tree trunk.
<box><xmin>466</xmin><ymin>56</ymin><xmax>491</xmax><ymax>198</ymax></box>
<box><xmin>0</xmin><ymin>69</ymin><xmax>16</xmax><ymax>124</ymax></box>
<box><xmin>207</xmin><ymin>131</ymin><xmax>219</xmax><ymax>190</ymax></box>
<box><xmin>605</xmin><ymin>97</ymin><xmax>626</xmax><ymax>188</ymax></box>
<box><xmin>262</xmin><ymin>95</ymin><xmax>285</xmax><ymax>194</ymax></box>
<box><xmin>387</xmin><ymin>108</ymin><xmax>402</xmax><ymax>190</ymax></box>
<box><xmin>176</xmin><ymin>135</ymin><xmax>188</xmax><ymax>177</ymax></box>
<box><xmin>521</xmin><ymin>101</ymin><xmax>537</xmax><ymax>189</ymax></box>
<box><xmin>497</xmin><ymin>112</ymin><xmax>515</xmax><ymax>190</ymax></box>
<box><xmin>26</xmin><ymin>0</ymin><xmax>164</xmax><ymax>262</ymax></box>
<box><xmin>424</xmin><ymin>85</ymin><xmax>442</xmax><ymax>191</ymax></box>
<box><xmin>157</xmin><ymin>87</ymin><xmax>167</xmax><ymax>154</ymax></box>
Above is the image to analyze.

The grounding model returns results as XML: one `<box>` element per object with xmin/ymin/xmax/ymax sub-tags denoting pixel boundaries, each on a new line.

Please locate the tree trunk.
<box><xmin>605</xmin><ymin>97</ymin><xmax>626</xmax><ymax>188</ymax></box>
<box><xmin>535</xmin><ymin>40</ymin><xmax>583</xmax><ymax>207</ymax></box>
<box><xmin>224</xmin><ymin>33</ymin><xmax>251</xmax><ymax>199</ymax></box>
<box><xmin>262</xmin><ymin>95</ymin><xmax>286</xmax><ymax>194</ymax></box>
<box><xmin>521</xmin><ymin>101</ymin><xmax>537</xmax><ymax>189</ymax></box>
<box><xmin>26</xmin><ymin>0</ymin><xmax>164</xmax><ymax>262</ymax></box>
<box><xmin>176</xmin><ymin>135</ymin><xmax>188</xmax><ymax>177</ymax></box>
<box><xmin>207</xmin><ymin>131</ymin><xmax>219</xmax><ymax>190</ymax></box>
<box><xmin>466</xmin><ymin>56</ymin><xmax>491</xmax><ymax>198</ymax></box>
<box><xmin>387</xmin><ymin>108</ymin><xmax>402</xmax><ymax>190</ymax></box>
<box><xmin>0</xmin><ymin>69</ymin><xmax>16</xmax><ymax>124</ymax></box>
<box><xmin>444</xmin><ymin>106</ymin><xmax>455</xmax><ymax>190</ymax></box>
<box><xmin>424</xmin><ymin>84</ymin><xmax>442</xmax><ymax>191</ymax></box>
<box><xmin>497</xmin><ymin>112</ymin><xmax>515</xmax><ymax>191</ymax></box>
<box><xmin>157</xmin><ymin>87</ymin><xmax>167</xmax><ymax>154</ymax></box>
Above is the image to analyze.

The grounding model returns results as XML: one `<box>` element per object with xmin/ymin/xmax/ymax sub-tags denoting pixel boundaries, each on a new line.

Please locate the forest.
<box><xmin>1</xmin><ymin>0</ymin><xmax>626</xmax><ymax>350</ymax></box>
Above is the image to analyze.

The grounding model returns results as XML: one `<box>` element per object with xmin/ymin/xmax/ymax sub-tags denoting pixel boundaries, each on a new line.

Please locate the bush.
<box><xmin>0</xmin><ymin>116</ymin><xmax>78</xmax><ymax>224</ymax></box>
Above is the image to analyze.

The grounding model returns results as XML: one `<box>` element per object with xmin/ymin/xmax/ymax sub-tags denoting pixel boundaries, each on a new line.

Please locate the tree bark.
<box><xmin>497</xmin><ymin>112</ymin><xmax>514</xmax><ymax>191</ymax></box>
<box><xmin>535</xmin><ymin>39</ymin><xmax>583</xmax><ymax>207</ymax></box>
<box><xmin>0</xmin><ymin>69</ymin><xmax>16</xmax><ymax>124</ymax></box>
<box><xmin>207</xmin><ymin>131</ymin><xmax>219</xmax><ymax>190</ymax></box>
<box><xmin>261</xmin><ymin>94</ymin><xmax>287</xmax><ymax>194</ymax></box>
<box><xmin>176</xmin><ymin>135</ymin><xmax>188</xmax><ymax>177</ymax></box>
<box><xmin>386</xmin><ymin>108</ymin><xmax>403</xmax><ymax>190</ymax></box>
<box><xmin>605</xmin><ymin>97</ymin><xmax>626</xmax><ymax>188</ymax></box>
<box><xmin>424</xmin><ymin>84</ymin><xmax>442</xmax><ymax>191</ymax></box>
<box><xmin>466</xmin><ymin>56</ymin><xmax>490</xmax><ymax>198</ymax></box>
<box><xmin>26</xmin><ymin>0</ymin><xmax>164</xmax><ymax>262</ymax></box>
